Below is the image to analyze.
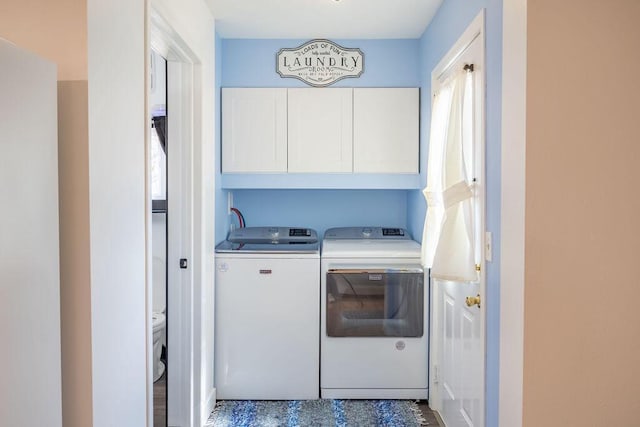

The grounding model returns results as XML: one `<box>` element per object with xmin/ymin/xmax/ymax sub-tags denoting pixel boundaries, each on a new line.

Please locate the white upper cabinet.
<box><xmin>288</xmin><ymin>88</ymin><xmax>353</xmax><ymax>173</ymax></box>
<box><xmin>222</xmin><ymin>88</ymin><xmax>288</xmax><ymax>173</ymax></box>
<box><xmin>353</xmin><ymin>88</ymin><xmax>419</xmax><ymax>173</ymax></box>
<box><xmin>221</xmin><ymin>87</ymin><xmax>420</xmax><ymax>187</ymax></box>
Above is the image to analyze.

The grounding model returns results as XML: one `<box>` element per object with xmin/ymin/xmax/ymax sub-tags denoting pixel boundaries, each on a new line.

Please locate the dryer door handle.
<box><xmin>328</xmin><ymin>267</ymin><xmax>423</xmax><ymax>274</ymax></box>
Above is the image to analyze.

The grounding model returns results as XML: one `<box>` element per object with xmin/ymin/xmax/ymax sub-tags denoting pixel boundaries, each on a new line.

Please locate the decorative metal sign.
<box><xmin>276</xmin><ymin>39</ymin><xmax>364</xmax><ymax>87</ymax></box>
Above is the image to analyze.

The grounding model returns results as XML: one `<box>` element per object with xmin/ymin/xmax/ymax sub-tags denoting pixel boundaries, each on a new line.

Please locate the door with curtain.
<box><xmin>424</xmin><ymin>12</ymin><xmax>486</xmax><ymax>427</ymax></box>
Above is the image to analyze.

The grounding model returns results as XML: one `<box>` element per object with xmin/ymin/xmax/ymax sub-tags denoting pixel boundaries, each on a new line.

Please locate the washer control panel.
<box><xmin>228</xmin><ymin>226</ymin><xmax>317</xmax><ymax>244</ymax></box>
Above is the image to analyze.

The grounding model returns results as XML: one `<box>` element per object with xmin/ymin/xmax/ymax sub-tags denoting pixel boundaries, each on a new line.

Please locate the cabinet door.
<box><xmin>353</xmin><ymin>88</ymin><xmax>419</xmax><ymax>173</ymax></box>
<box><xmin>222</xmin><ymin>88</ymin><xmax>287</xmax><ymax>173</ymax></box>
<box><xmin>288</xmin><ymin>88</ymin><xmax>353</xmax><ymax>173</ymax></box>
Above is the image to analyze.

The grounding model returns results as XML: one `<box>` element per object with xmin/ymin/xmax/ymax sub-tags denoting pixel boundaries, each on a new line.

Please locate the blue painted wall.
<box><xmin>222</xmin><ymin>39</ymin><xmax>419</xmax><ymax>88</ymax></box>
<box><xmin>407</xmin><ymin>2</ymin><xmax>503</xmax><ymax>425</ymax></box>
<box><xmin>215</xmin><ymin>32</ymin><xmax>230</xmax><ymax>241</ymax></box>
<box><xmin>219</xmin><ymin>38</ymin><xmax>420</xmax><ymax>240</ymax></box>
<box><xmin>233</xmin><ymin>190</ymin><xmax>407</xmax><ymax>238</ymax></box>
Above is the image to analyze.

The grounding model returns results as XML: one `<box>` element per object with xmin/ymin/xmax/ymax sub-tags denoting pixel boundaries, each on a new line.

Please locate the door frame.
<box><xmin>428</xmin><ymin>9</ymin><xmax>487</xmax><ymax>423</ymax></box>
<box><xmin>499</xmin><ymin>0</ymin><xmax>527</xmax><ymax>425</ymax></box>
<box><xmin>146</xmin><ymin>5</ymin><xmax>197</xmax><ymax>426</ymax></box>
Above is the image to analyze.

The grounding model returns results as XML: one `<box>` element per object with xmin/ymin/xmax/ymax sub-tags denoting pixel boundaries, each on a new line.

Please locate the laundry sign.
<box><xmin>276</xmin><ymin>39</ymin><xmax>364</xmax><ymax>87</ymax></box>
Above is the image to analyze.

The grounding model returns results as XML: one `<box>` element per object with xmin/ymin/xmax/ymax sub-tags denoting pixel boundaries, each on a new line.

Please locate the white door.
<box><xmin>0</xmin><ymin>41</ymin><xmax>61</xmax><ymax>426</ymax></box>
<box><xmin>436</xmin><ymin>279</ymin><xmax>483</xmax><ymax>427</ymax></box>
<box><xmin>166</xmin><ymin>57</ymin><xmax>195</xmax><ymax>427</ymax></box>
<box><xmin>429</xmin><ymin>12</ymin><xmax>486</xmax><ymax>427</ymax></box>
<box><xmin>288</xmin><ymin>88</ymin><xmax>353</xmax><ymax>173</ymax></box>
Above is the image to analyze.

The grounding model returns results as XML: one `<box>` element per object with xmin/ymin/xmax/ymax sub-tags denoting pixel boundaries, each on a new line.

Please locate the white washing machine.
<box><xmin>215</xmin><ymin>227</ymin><xmax>320</xmax><ymax>400</ymax></box>
<box><xmin>321</xmin><ymin>227</ymin><xmax>428</xmax><ymax>399</ymax></box>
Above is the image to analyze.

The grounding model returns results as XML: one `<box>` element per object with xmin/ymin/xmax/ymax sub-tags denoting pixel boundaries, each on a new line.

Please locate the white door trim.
<box><xmin>428</xmin><ymin>9</ymin><xmax>487</xmax><ymax>425</ymax></box>
<box><xmin>499</xmin><ymin>0</ymin><xmax>527</xmax><ymax>426</ymax></box>
<box><xmin>146</xmin><ymin>5</ymin><xmax>198</xmax><ymax>427</ymax></box>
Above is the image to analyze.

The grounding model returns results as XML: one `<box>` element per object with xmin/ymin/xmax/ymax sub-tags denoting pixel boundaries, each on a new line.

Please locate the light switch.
<box><xmin>485</xmin><ymin>231</ymin><xmax>493</xmax><ymax>262</ymax></box>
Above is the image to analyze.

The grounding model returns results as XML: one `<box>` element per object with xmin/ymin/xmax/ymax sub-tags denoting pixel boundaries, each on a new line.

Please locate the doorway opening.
<box><xmin>150</xmin><ymin>48</ymin><xmax>168</xmax><ymax>426</ymax></box>
<box><xmin>147</xmin><ymin>8</ymin><xmax>197</xmax><ymax>427</ymax></box>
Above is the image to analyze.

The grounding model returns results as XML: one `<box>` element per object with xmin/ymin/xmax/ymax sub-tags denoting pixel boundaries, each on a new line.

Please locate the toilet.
<box><xmin>152</xmin><ymin>312</ymin><xmax>166</xmax><ymax>382</ymax></box>
<box><xmin>152</xmin><ymin>256</ymin><xmax>167</xmax><ymax>382</ymax></box>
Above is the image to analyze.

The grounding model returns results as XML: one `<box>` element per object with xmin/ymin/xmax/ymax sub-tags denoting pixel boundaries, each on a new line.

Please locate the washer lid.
<box><xmin>215</xmin><ymin>240</ymin><xmax>320</xmax><ymax>254</ymax></box>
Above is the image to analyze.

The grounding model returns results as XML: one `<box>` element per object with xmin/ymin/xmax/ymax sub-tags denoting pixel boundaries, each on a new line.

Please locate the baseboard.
<box><xmin>200</xmin><ymin>387</ymin><xmax>216</xmax><ymax>426</ymax></box>
<box><xmin>321</xmin><ymin>388</ymin><xmax>429</xmax><ymax>400</ymax></box>
<box><xmin>433</xmin><ymin>410</ymin><xmax>445</xmax><ymax>427</ymax></box>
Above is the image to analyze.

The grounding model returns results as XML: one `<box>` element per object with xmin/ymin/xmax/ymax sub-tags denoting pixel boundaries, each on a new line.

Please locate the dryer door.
<box><xmin>326</xmin><ymin>267</ymin><xmax>424</xmax><ymax>337</ymax></box>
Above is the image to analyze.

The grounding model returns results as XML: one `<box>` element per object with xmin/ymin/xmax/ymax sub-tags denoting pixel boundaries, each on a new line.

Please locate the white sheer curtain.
<box><xmin>421</xmin><ymin>70</ymin><xmax>477</xmax><ymax>282</ymax></box>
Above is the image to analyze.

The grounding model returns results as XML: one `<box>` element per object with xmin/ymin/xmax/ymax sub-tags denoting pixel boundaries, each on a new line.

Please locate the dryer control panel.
<box><xmin>324</xmin><ymin>227</ymin><xmax>411</xmax><ymax>240</ymax></box>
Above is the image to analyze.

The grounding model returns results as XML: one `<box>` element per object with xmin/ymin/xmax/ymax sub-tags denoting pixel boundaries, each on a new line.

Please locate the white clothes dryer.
<box><xmin>215</xmin><ymin>227</ymin><xmax>320</xmax><ymax>400</ymax></box>
<box><xmin>321</xmin><ymin>227</ymin><xmax>428</xmax><ymax>399</ymax></box>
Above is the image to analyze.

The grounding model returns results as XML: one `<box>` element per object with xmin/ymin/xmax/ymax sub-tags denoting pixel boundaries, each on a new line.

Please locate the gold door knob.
<box><xmin>465</xmin><ymin>294</ymin><xmax>481</xmax><ymax>308</ymax></box>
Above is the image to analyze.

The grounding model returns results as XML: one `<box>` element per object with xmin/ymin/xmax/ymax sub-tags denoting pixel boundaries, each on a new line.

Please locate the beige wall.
<box><xmin>524</xmin><ymin>1</ymin><xmax>640</xmax><ymax>425</ymax></box>
<box><xmin>0</xmin><ymin>2</ymin><xmax>92</xmax><ymax>426</ymax></box>
<box><xmin>57</xmin><ymin>81</ymin><xmax>92</xmax><ymax>427</ymax></box>
<box><xmin>0</xmin><ymin>0</ymin><xmax>87</xmax><ymax>80</ymax></box>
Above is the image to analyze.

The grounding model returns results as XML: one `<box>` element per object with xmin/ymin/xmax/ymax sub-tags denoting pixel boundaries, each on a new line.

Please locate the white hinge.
<box><xmin>485</xmin><ymin>231</ymin><xmax>493</xmax><ymax>262</ymax></box>
<box><xmin>433</xmin><ymin>364</ymin><xmax>439</xmax><ymax>384</ymax></box>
